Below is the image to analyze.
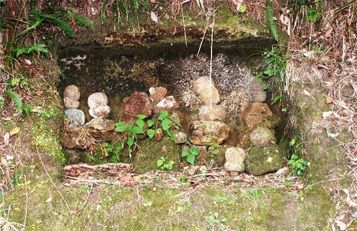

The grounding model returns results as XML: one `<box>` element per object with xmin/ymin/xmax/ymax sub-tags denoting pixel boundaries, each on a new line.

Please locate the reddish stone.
<box><xmin>149</xmin><ymin>86</ymin><xmax>167</xmax><ymax>102</ymax></box>
<box><xmin>123</xmin><ymin>92</ymin><xmax>153</xmax><ymax>117</ymax></box>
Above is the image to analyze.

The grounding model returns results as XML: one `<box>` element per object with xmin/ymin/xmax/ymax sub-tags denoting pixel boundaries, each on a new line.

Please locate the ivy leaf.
<box><xmin>156</xmin><ymin>157</ymin><xmax>164</xmax><ymax>167</ymax></box>
<box><xmin>186</xmin><ymin>154</ymin><xmax>195</xmax><ymax>165</ymax></box>
<box><xmin>190</xmin><ymin>146</ymin><xmax>200</xmax><ymax>156</ymax></box>
<box><xmin>137</xmin><ymin>114</ymin><xmax>147</xmax><ymax>120</ymax></box>
<box><xmin>115</xmin><ymin>122</ymin><xmax>127</xmax><ymax>132</ymax></box>
<box><xmin>136</xmin><ymin>119</ymin><xmax>145</xmax><ymax>128</ymax></box>
<box><xmin>131</xmin><ymin>126</ymin><xmax>144</xmax><ymax>134</ymax></box>
<box><xmin>147</xmin><ymin>119</ymin><xmax>155</xmax><ymax>128</ymax></box>
<box><xmin>147</xmin><ymin>129</ymin><xmax>155</xmax><ymax>139</ymax></box>
<box><xmin>158</xmin><ymin>111</ymin><xmax>169</xmax><ymax>121</ymax></box>
<box><xmin>161</xmin><ymin>118</ymin><xmax>172</xmax><ymax>131</ymax></box>
<box><xmin>181</xmin><ymin>150</ymin><xmax>189</xmax><ymax>157</ymax></box>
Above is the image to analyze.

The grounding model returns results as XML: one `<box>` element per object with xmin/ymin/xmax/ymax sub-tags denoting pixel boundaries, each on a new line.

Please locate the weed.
<box><xmin>289</xmin><ymin>154</ymin><xmax>309</xmax><ymax>176</ymax></box>
<box><xmin>205</xmin><ymin>212</ymin><xmax>228</xmax><ymax>230</ymax></box>
<box><xmin>156</xmin><ymin>156</ymin><xmax>174</xmax><ymax>171</ymax></box>
<box><xmin>266</xmin><ymin>1</ymin><xmax>279</xmax><ymax>41</ymax></box>
<box><xmin>208</xmin><ymin>143</ymin><xmax>222</xmax><ymax>156</ymax></box>
<box><xmin>114</xmin><ymin>111</ymin><xmax>176</xmax><ymax>157</ymax></box>
<box><xmin>288</xmin><ymin>135</ymin><xmax>310</xmax><ymax>176</ymax></box>
<box><xmin>103</xmin><ymin>142</ymin><xmax>123</xmax><ymax>163</ymax></box>
<box><xmin>181</xmin><ymin>145</ymin><xmax>200</xmax><ymax>165</ymax></box>
<box><xmin>12</xmin><ymin>43</ymin><xmax>48</xmax><ymax>58</ymax></box>
<box><xmin>6</xmin><ymin>89</ymin><xmax>32</xmax><ymax>116</ymax></box>
<box><xmin>258</xmin><ymin>46</ymin><xmax>287</xmax><ymax>105</ymax></box>
<box><xmin>38</xmin><ymin>107</ymin><xmax>57</xmax><ymax>119</ymax></box>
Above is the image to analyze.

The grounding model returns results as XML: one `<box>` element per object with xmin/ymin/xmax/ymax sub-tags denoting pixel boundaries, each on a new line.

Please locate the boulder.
<box><xmin>64</xmin><ymin>97</ymin><xmax>80</xmax><ymax>109</ymax></box>
<box><xmin>192</xmin><ymin>77</ymin><xmax>220</xmax><ymax>105</ymax></box>
<box><xmin>89</xmin><ymin>105</ymin><xmax>111</xmax><ymax>118</ymax></box>
<box><xmin>198</xmin><ymin>105</ymin><xmax>227</xmax><ymax>121</ymax></box>
<box><xmin>149</xmin><ymin>86</ymin><xmax>167</xmax><ymax>102</ymax></box>
<box><xmin>88</xmin><ymin>92</ymin><xmax>109</xmax><ymax>108</ymax></box>
<box><xmin>188</xmin><ymin>121</ymin><xmax>230</xmax><ymax>145</ymax></box>
<box><xmin>224</xmin><ymin>147</ymin><xmax>246</xmax><ymax>172</ymax></box>
<box><xmin>154</xmin><ymin>96</ymin><xmax>179</xmax><ymax>113</ymax></box>
<box><xmin>62</xmin><ymin>126</ymin><xmax>95</xmax><ymax>150</ymax></box>
<box><xmin>174</xmin><ymin>131</ymin><xmax>187</xmax><ymax>144</ymax></box>
<box><xmin>64</xmin><ymin>109</ymin><xmax>85</xmax><ymax>128</ymax></box>
<box><xmin>64</xmin><ymin>85</ymin><xmax>80</xmax><ymax>100</ymax></box>
<box><xmin>245</xmin><ymin>144</ymin><xmax>285</xmax><ymax>175</ymax></box>
<box><xmin>240</xmin><ymin>102</ymin><xmax>274</xmax><ymax>129</ymax></box>
<box><xmin>248</xmin><ymin>79</ymin><xmax>267</xmax><ymax>102</ymax></box>
<box><xmin>123</xmin><ymin>92</ymin><xmax>153</xmax><ymax>117</ymax></box>
<box><xmin>250</xmin><ymin>126</ymin><xmax>276</xmax><ymax>147</ymax></box>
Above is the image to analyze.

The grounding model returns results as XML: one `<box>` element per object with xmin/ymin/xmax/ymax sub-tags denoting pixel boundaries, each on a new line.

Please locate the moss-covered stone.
<box><xmin>245</xmin><ymin>144</ymin><xmax>285</xmax><ymax>175</ymax></box>
<box><xmin>133</xmin><ymin>137</ymin><xmax>181</xmax><ymax>173</ymax></box>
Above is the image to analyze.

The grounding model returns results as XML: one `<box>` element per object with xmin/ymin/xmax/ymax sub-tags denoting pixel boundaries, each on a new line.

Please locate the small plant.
<box><xmin>205</xmin><ymin>212</ymin><xmax>228</xmax><ymax>230</ymax></box>
<box><xmin>103</xmin><ymin>142</ymin><xmax>123</xmax><ymax>162</ymax></box>
<box><xmin>257</xmin><ymin>46</ymin><xmax>287</xmax><ymax>105</ymax></box>
<box><xmin>288</xmin><ymin>135</ymin><xmax>309</xmax><ymax>176</ymax></box>
<box><xmin>115</xmin><ymin>114</ymin><xmax>147</xmax><ymax>157</ymax></box>
<box><xmin>289</xmin><ymin>154</ymin><xmax>309</xmax><ymax>176</ymax></box>
<box><xmin>156</xmin><ymin>156</ymin><xmax>174</xmax><ymax>171</ymax></box>
<box><xmin>181</xmin><ymin>145</ymin><xmax>200</xmax><ymax>165</ymax></box>
<box><xmin>157</xmin><ymin>111</ymin><xmax>175</xmax><ymax>140</ymax></box>
<box><xmin>208</xmin><ymin>143</ymin><xmax>222</xmax><ymax>156</ymax></box>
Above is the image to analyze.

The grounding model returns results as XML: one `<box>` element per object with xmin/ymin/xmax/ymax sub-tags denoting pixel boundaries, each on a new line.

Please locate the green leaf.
<box><xmin>115</xmin><ymin>122</ymin><xmax>127</xmax><ymax>132</ymax></box>
<box><xmin>271</xmin><ymin>95</ymin><xmax>282</xmax><ymax>105</ymax></box>
<box><xmin>307</xmin><ymin>7</ymin><xmax>319</xmax><ymax>23</ymax></box>
<box><xmin>238</xmin><ymin>4</ymin><xmax>246</xmax><ymax>13</ymax></box>
<box><xmin>157</xmin><ymin>157</ymin><xmax>164</xmax><ymax>167</ymax></box>
<box><xmin>11</xmin><ymin>77</ymin><xmax>21</xmax><ymax>87</ymax></box>
<box><xmin>13</xmin><ymin>44</ymin><xmax>48</xmax><ymax>58</ymax></box>
<box><xmin>131</xmin><ymin>126</ymin><xmax>144</xmax><ymax>134</ymax></box>
<box><xmin>266</xmin><ymin>2</ymin><xmax>279</xmax><ymax>41</ymax></box>
<box><xmin>136</xmin><ymin>119</ymin><xmax>145</xmax><ymax>128</ymax></box>
<box><xmin>70</xmin><ymin>9</ymin><xmax>95</xmax><ymax>29</ymax></box>
<box><xmin>147</xmin><ymin>129</ymin><xmax>155</xmax><ymax>139</ymax></box>
<box><xmin>161</xmin><ymin>118</ymin><xmax>172</xmax><ymax>131</ymax></box>
<box><xmin>181</xmin><ymin>150</ymin><xmax>189</xmax><ymax>157</ymax></box>
<box><xmin>127</xmin><ymin>137</ymin><xmax>135</xmax><ymax>148</ymax></box>
<box><xmin>190</xmin><ymin>146</ymin><xmax>200</xmax><ymax>156</ymax></box>
<box><xmin>147</xmin><ymin>119</ymin><xmax>155</xmax><ymax>128</ymax></box>
<box><xmin>137</xmin><ymin>114</ymin><xmax>147</xmax><ymax>120</ymax></box>
<box><xmin>7</xmin><ymin>90</ymin><xmax>23</xmax><ymax>115</ymax></box>
<box><xmin>187</xmin><ymin>154</ymin><xmax>195</xmax><ymax>165</ymax></box>
<box><xmin>158</xmin><ymin>111</ymin><xmax>169</xmax><ymax>121</ymax></box>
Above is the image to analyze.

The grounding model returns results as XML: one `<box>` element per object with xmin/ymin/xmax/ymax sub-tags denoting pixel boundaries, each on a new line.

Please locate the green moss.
<box><xmin>245</xmin><ymin>144</ymin><xmax>286</xmax><ymax>175</ymax></box>
<box><xmin>31</xmin><ymin>119</ymin><xmax>66</xmax><ymax>165</ymax></box>
<box><xmin>133</xmin><ymin>138</ymin><xmax>181</xmax><ymax>173</ymax></box>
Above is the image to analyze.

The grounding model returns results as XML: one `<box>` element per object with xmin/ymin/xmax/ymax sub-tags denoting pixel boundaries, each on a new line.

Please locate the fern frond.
<box><xmin>70</xmin><ymin>10</ymin><xmax>94</xmax><ymax>29</ymax></box>
<box><xmin>266</xmin><ymin>1</ymin><xmax>279</xmax><ymax>41</ymax></box>
<box><xmin>13</xmin><ymin>43</ymin><xmax>48</xmax><ymax>58</ymax></box>
<box><xmin>7</xmin><ymin>90</ymin><xmax>23</xmax><ymax>115</ymax></box>
<box><xmin>33</xmin><ymin>10</ymin><xmax>74</xmax><ymax>37</ymax></box>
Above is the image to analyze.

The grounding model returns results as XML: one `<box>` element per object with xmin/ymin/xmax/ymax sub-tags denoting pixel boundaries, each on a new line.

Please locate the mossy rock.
<box><xmin>133</xmin><ymin>138</ymin><xmax>181</xmax><ymax>173</ymax></box>
<box><xmin>245</xmin><ymin>144</ymin><xmax>285</xmax><ymax>175</ymax></box>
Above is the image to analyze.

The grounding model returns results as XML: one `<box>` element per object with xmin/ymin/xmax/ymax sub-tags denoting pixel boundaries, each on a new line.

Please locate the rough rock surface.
<box><xmin>88</xmin><ymin>92</ymin><xmax>108</xmax><ymax>108</ymax></box>
<box><xmin>248</xmin><ymin>79</ymin><xmax>267</xmax><ymax>102</ymax></box>
<box><xmin>154</xmin><ymin>96</ymin><xmax>179</xmax><ymax>113</ymax></box>
<box><xmin>89</xmin><ymin>105</ymin><xmax>111</xmax><ymax>118</ymax></box>
<box><xmin>192</xmin><ymin>77</ymin><xmax>220</xmax><ymax>105</ymax></box>
<box><xmin>240</xmin><ymin>102</ymin><xmax>274</xmax><ymax>129</ymax></box>
<box><xmin>123</xmin><ymin>92</ymin><xmax>153</xmax><ymax>117</ymax></box>
<box><xmin>198</xmin><ymin>105</ymin><xmax>227</xmax><ymax>121</ymax></box>
<box><xmin>174</xmin><ymin>131</ymin><xmax>187</xmax><ymax>144</ymax></box>
<box><xmin>249</xmin><ymin>126</ymin><xmax>275</xmax><ymax>147</ymax></box>
<box><xmin>224</xmin><ymin>147</ymin><xmax>246</xmax><ymax>172</ymax></box>
<box><xmin>245</xmin><ymin>144</ymin><xmax>285</xmax><ymax>175</ymax></box>
<box><xmin>62</xmin><ymin>126</ymin><xmax>95</xmax><ymax>150</ymax></box>
<box><xmin>188</xmin><ymin>121</ymin><xmax>230</xmax><ymax>145</ymax></box>
<box><xmin>149</xmin><ymin>86</ymin><xmax>167</xmax><ymax>102</ymax></box>
<box><xmin>65</xmin><ymin>109</ymin><xmax>85</xmax><ymax>128</ymax></box>
<box><xmin>64</xmin><ymin>85</ymin><xmax>80</xmax><ymax>101</ymax></box>
<box><xmin>64</xmin><ymin>97</ymin><xmax>80</xmax><ymax>109</ymax></box>
<box><xmin>85</xmin><ymin>117</ymin><xmax>116</xmax><ymax>140</ymax></box>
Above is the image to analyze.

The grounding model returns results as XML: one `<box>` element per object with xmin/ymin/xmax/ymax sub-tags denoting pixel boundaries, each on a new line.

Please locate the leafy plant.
<box><xmin>208</xmin><ymin>144</ymin><xmax>222</xmax><ymax>156</ymax></box>
<box><xmin>307</xmin><ymin>7</ymin><xmax>320</xmax><ymax>22</ymax></box>
<box><xmin>288</xmin><ymin>135</ymin><xmax>309</xmax><ymax>176</ymax></box>
<box><xmin>12</xmin><ymin>43</ymin><xmax>48</xmax><ymax>58</ymax></box>
<box><xmin>115</xmin><ymin>114</ymin><xmax>146</xmax><ymax>157</ymax></box>
<box><xmin>266</xmin><ymin>1</ymin><xmax>279</xmax><ymax>41</ymax></box>
<box><xmin>6</xmin><ymin>90</ymin><xmax>32</xmax><ymax>116</ymax></box>
<box><xmin>289</xmin><ymin>154</ymin><xmax>309</xmax><ymax>176</ymax></box>
<box><xmin>156</xmin><ymin>156</ymin><xmax>174</xmax><ymax>171</ymax></box>
<box><xmin>103</xmin><ymin>142</ymin><xmax>123</xmax><ymax>162</ymax></box>
<box><xmin>257</xmin><ymin>46</ymin><xmax>287</xmax><ymax>104</ymax></box>
<box><xmin>181</xmin><ymin>145</ymin><xmax>200</xmax><ymax>165</ymax></box>
<box><xmin>157</xmin><ymin>111</ymin><xmax>175</xmax><ymax>140</ymax></box>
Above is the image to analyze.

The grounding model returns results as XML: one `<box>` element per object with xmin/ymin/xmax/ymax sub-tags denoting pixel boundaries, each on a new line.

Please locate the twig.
<box><xmin>76</xmin><ymin>184</ymin><xmax>93</xmax><ymax>216</ymax></box>
<box><xmin>180</xmin><ymin>2</ymin><xmax>188</xmax><ymax>47</ymax></box>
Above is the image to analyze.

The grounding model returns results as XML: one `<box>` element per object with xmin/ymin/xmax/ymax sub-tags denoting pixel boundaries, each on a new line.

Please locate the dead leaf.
<box><xmin>3</xmin><ymin>133</ymin><xmax>9</xmax><ymax>146</ymax></box>
<box><xmin>9</xmin><ymin>127</ymin><xmax>20</xmax><ymax>136</ymax></box>
<box><xmin>335</xmin><ymin>220</ymin><xmax>347</xmax><ymax>230</ymax></box>
<box><xmin>150</xmin><ymin>11</ymin><xmax>158</xmax><ymax>23</ymax></box>
<box><xmin>45</xmin><ymin>197</ymin><xmax>52</xmax><ymax>203</ymax></box>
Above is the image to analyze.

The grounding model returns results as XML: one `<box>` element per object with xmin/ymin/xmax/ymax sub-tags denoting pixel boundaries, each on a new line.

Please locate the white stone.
<box><xmin>224</xmin><ymin>147</ymin><xmax>246</xmax><ymax>172</ymax></box>
<box><xmin>88</xmin><ymin>92</ymin><xmax>108</xmax><ymax>108</ymax></box>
